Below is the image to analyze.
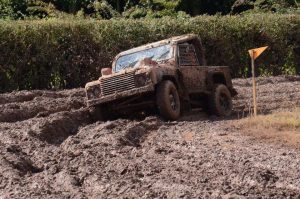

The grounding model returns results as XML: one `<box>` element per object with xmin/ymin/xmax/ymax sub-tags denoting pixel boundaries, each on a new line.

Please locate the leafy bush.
<box><xmin>178</xmin><ymin>0</ymin><xmax>236</xmax><ymax>15</ymax></box>
<box><xmin>0</xmin><ymin>14</ymin><xmax>299</xmax><ymax>92</ymax></box>
<box><xmin>0</xmin><ymin>0</ymin><xmax>27</xmax><ymax>19</ymax></box>
<box><xmin>232</xmin><ymin>0</ymin><xmax>299</xmax><ymax>14</ymax></box>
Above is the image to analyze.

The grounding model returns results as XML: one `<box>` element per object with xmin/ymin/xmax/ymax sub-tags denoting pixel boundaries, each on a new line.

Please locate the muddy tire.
<box><xmin>89</xmin><ymin>105</ymin><xmax>107</xmax><ymax>121</ymax></box>
<box><xmin>156</xmin><ymin>80</ymin><xmax>181</xmax><ymax>120</ymax></box>
<box><xmin>209</xmin><ymin>84</ymin><xmax>233</xmax><ymax>117</ymax></box>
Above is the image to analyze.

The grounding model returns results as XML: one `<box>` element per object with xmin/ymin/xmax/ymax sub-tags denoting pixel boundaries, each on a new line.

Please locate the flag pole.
<box><xmin>248</xmin><ymin>46</ymin><xmax>268</xmax><ymax>117</ymax></box>
<box><xmin>251</xmin><ymin>50</ymin><xmax>257</xmax><ymax>117</ymax></box>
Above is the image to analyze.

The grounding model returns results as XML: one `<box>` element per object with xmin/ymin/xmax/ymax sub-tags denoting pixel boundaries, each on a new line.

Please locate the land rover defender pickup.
<box><xmin>85</xmin><ymin>34</ymin><xmax>237</xmax><ymax>120</ymax></box>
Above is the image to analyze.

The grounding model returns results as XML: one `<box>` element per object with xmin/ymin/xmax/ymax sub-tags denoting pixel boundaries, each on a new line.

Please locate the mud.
<box><xmin>0</xmin><ymin>89</ymin><xmax>85</xmax><ymax>123</ymax></box>
<box><xmin>0</xmin><ymin>76</ymin><xmax>300</xmax><ymax>198</ymax></box>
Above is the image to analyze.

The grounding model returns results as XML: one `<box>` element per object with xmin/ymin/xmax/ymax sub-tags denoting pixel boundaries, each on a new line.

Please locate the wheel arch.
<box><xmin>155</xmin><ymin>74</ymin><xmax>187</xmax><ymax>102</ymax></box>
<box><xmin>207</xmin><ymin>72</ymin><xmax>227</xmax><ymax>90</ymax></box>
<box><xmin>157</xmin><ymin>75</ymin><xmax>179</xmax><ymax>89</ymax></box>
<box><xmin>212</xmin><ymin>73</ymin><xmax>227</xmax><ymax>85</ymax></box>
<box><xmin>207</xmin><ymin>72</ymin><xmax>237</xmax><ymax>97</ymax></box>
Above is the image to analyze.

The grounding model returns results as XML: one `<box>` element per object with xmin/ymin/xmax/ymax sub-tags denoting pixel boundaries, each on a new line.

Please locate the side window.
<box><xmin>178</xmin><ymin>43</ymin><xmax>200</xmax><ymax>66</ymax></box>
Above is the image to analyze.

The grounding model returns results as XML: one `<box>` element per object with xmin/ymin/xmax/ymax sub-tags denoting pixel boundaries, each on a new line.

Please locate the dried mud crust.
<box><xmin>0</xmin><ymin>76</ymin><xmax>299</xmax><ymax>198</ymax></box>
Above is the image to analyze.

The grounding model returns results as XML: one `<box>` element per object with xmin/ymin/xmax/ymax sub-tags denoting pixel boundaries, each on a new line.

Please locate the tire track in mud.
<box><xmin>0</xmin><ymin>76</ymin><xmax>299</xmax><ymax>198</ymax></box>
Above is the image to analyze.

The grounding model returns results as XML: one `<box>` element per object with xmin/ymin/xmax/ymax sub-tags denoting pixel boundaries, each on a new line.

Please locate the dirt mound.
<box><xmin>0</xmin><ymin>89</ymin><xmax>85</xmax><ymax>123</ymax></box>
<box><xmin>0</xmin><ymin>76</ymin><xmax>300</xmax><ymax>198</ymax></box>
<box><xmin>29</xmin><ymin>109</ymin><xmax>90</xmax><ymax>145</ymax></box>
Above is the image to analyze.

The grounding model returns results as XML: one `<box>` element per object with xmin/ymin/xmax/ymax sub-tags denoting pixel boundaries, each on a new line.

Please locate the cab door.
<box><xmin>178</xmin><ymin>43</ymin><xmax>207</xmax><ymax>93</ymax></box>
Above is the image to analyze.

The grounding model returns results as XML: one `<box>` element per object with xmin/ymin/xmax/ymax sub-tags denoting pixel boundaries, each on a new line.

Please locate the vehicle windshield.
<box><xmin>114</xmin><ymin>44</ymin><xmax>173</xmax><ymax>72</ymax></box>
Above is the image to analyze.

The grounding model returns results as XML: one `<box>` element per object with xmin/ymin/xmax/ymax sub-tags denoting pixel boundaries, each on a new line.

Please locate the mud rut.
<box><xmin>0</xmin><ymin>76</ymin><xmax>300</xmax><ymax>198</ymax></box>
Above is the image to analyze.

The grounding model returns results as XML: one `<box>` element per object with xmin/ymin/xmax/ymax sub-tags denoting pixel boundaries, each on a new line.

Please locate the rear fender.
<box><xmin>207</xmin><ymin>67</ymin><xmax>236</xmax><ymax>96</ymax></box>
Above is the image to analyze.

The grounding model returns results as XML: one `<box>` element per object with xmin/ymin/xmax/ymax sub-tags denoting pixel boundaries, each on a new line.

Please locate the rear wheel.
<box><xmin>209</xmin><ymin>84</ymin><xmax>233</xmax><ymax>117</ymax></box>
<box><xmin>156</xmin><ymin>80</ymin><xmax>181</xmax><ymax>120</ymax></box>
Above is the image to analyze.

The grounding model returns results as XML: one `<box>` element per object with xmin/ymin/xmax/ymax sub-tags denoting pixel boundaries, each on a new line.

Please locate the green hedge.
<box><xmin>0</xmin><ymin>14</ymin><xmax>299</xmax><ymax>92</ymax></box>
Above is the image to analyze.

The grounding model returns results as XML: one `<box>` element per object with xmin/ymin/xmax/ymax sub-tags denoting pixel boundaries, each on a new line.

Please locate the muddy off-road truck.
<box><xmin>85</xmin><ymin>34</ymin><xmax>237</xmax><ymax>120</ymax></box>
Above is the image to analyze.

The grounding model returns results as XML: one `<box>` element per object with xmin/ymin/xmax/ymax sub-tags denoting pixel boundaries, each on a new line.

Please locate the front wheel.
<box><xmin>209</xmin><ymin>84</ymin><xmax>233</xmax><ymax>117</ymax></box>
<box><xmin>89</xmin><ymin>105</ymin><xmax>109</xmax><ymax>121</ymax></box>
<box><xmin>156</xmin><ymin>80</ymin><xmax>181</xmax><ymax>121</ymax></box>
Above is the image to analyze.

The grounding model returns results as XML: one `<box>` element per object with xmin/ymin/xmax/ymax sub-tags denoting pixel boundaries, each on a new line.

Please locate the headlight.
<box><xmin>87</xmin><ymin>85</ymin><xmax>101</xmax><ymax>99</ymax></box>
<box><xmin>93</xmin><ymin>86</ymin><xmax>101</xmax><ymax>97</ymax></box>
<box><xmin>134</xmin><ymin>73</ymin><xmax>149</xmax><ymax>87</ymax></box>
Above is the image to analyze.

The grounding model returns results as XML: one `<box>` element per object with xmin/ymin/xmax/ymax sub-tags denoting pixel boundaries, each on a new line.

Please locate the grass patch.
<box><xmin>237</xmin><ymin>108</ymin><xmax>300</xmax><ymax>148</ymax></box>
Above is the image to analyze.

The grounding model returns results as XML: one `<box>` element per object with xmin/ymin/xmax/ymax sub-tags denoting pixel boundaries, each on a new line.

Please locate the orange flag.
<box><xmin>248</xmin><ymin>46</ymin><xmax>268</xmax><ymax>60</ymax></box>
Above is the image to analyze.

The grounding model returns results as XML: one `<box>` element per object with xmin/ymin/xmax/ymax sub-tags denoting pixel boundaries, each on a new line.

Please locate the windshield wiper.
<box><xmin>122</xmin><ymin>60</ymin><xmax>138</xmax><ymax>70</ymax></box>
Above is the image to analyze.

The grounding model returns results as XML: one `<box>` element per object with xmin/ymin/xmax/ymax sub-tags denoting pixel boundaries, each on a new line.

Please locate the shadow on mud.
<box><xmin>4</xmin><ymin>144</ymin><xmax>44</xmax><ymax>176</ymax></box>
<box><xmin>177</xmin><ymin>109</ymin><xmax>247</xmax><ymax>122</ymax></box>
<box><xmin>179</xmin><ymin>108</ymin><xmax>276</xmax><ymax>122</ymax></box>
<box><xmin>98</xmin><ymin>108</ymin><xmax>245</xmax><ymax>124</ymax></box>
<box><xmin>118</xmin><ymin>118</ymin><xmax>161</xmax><ymax>148</ymax></box>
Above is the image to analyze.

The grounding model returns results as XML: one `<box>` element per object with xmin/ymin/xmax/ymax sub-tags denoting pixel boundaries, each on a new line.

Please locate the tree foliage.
<box><xmin>0</xmin><ymin>0</ymin><xmax>298</xmax><ymax>19</ymax></box>
<box><xmin>177</xmin><ymin>0</ymin><xmax>236</xmax><ymax>15</ymax></box>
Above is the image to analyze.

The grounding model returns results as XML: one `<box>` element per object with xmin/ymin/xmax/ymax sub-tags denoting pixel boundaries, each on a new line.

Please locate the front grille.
<box><xmin>100</xmin><ymin>72</ymin><xmax>136</xmax><ymax>96</ymax></box>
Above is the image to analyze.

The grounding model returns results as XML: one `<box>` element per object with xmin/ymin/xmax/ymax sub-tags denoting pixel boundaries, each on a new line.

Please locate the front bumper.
<box><xmin>87</xmin><ymin>84</ymin><xmax>155</xmax><ymax>107</ymax></box>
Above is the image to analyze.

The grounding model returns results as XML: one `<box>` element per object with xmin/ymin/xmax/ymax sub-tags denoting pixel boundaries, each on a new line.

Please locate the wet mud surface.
<box><xmin>0</xmin><ymin>76</ymin><xmax>300</xmax><ymax>198</ymax></box>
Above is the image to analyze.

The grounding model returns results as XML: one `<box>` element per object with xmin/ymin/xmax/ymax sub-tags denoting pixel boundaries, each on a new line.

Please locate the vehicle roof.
<box><xmin>115</xmin><ymin>34</ymin><xmax>199</xmax><ymax>58</ymax></box>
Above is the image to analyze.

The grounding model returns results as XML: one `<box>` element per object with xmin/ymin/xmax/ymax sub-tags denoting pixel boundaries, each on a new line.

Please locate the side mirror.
<box><xmin>101</xmin><ymin>67</ymin><xmax>112</xmax><ymax>76</ymax></box>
